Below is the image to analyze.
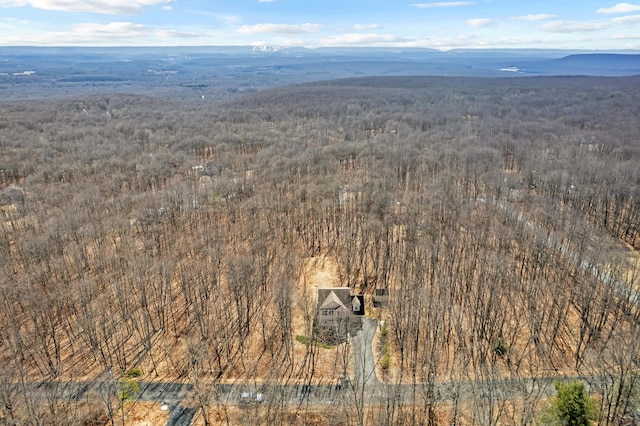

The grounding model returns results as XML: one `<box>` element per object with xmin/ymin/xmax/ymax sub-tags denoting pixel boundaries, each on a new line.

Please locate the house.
<box><xmin>315</xmin><ymin>288</ymin><xmax>364</xmax><ymax>341</ymax></box>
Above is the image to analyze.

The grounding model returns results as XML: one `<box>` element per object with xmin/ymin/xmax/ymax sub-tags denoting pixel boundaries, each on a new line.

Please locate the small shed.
<box><xmin>373</xmin><ymin>288</ymin><xmax>389</xmax><ymax>307</ymax></box>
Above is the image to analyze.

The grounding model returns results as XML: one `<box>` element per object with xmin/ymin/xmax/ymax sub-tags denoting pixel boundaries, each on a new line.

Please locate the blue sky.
<box><xmin>0</xmin><ymin>1</ymin><xmax>639</xmax><ymax>49</ymax></box>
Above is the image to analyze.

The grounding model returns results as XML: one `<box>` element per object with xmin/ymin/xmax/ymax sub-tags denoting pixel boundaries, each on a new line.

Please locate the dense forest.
<box><xmin>1</xmin><ymin>75</ymin><xmax>640</xmax><ymax>425</ymax></box>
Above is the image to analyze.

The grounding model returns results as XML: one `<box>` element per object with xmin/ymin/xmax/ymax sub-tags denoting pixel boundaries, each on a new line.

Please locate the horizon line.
<box><xmin>1</xmin><ymin>45</ymin><xmax>640</xmax><ymax>52</ymax></box>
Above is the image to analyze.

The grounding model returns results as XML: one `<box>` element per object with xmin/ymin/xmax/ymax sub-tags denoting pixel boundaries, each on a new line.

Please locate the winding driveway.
<box><xmin>353</xmin><ymin>317</ymin><xmax>380</xmax><ymax>388</ymax></box>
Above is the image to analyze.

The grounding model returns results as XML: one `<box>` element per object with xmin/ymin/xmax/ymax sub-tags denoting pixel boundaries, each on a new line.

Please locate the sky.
<box><xmin>0</xmin><ymin>1</ymin><xmax>640</xmax><ymax>50</ymax></box>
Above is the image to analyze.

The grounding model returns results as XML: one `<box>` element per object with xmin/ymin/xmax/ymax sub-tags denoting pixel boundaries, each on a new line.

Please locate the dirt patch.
<box><xmin>293</xmin><ymin>256</ymin><xmax>342</xmax><ymax>335</ymax></box>
<box><xmin>123</xmin><ymin>402</ymin><xmax>170</xmax><ymax>426</ymax></box>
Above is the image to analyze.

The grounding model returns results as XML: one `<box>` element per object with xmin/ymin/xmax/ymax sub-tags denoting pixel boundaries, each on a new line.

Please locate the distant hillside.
<box><xmin>558</xmin><ymin>53</ymin><xmax>640</xmax><ymax>65</ymax></box>
<box><xmin>501</xmin><ymin>53</ymin><xmax>640</xmax><ymax>76</ymax></box>
<box><xmin>554</xmin><ymin>53</ymin><xmax>640</xmax><ymax>72</ymax></box>
<box><xmin>2</xmin><ymin>47</ymin><xmax>640</xmax><ymax>101</ymax></box>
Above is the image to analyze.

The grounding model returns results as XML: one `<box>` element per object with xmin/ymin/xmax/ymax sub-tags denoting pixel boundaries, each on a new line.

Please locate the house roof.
<box><xmin>317</xmin><ymin>287</ymin><xmax>365</xmax><ymax>316</ymax></box>
<box><xmin>319</xmin><ymin>290</ymin><xmax>347</xmax><ymax>310</ymax></box>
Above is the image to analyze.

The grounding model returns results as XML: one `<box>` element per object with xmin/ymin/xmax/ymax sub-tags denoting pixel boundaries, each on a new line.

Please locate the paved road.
<box><xmin>166</xmin><ymin>406</ymin><xmax>197</xmax><ymax>426</ymax></box>
<box><xmin>353</xmin><ymin>317</ymin><xmax>379</xmax><ymax>388</ymax></box>
<box><xmin>29</xmin><ymin>380</ymin><xmax>196</xmax><ymax>425</ymax></box>
<box><xmin>28</xmin><ymin>370</ymin><xmax>624</xmax><ymax>426</ymax></box>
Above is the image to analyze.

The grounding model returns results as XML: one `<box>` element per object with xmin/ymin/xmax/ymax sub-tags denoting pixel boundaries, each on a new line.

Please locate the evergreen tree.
<box><xmin>539</xmin><ymin>380</ymin><xmax>599</xmax><ymax>426</ymax></box>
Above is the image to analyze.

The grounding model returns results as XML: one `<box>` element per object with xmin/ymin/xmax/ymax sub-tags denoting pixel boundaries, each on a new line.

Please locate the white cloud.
<box><xmin>509</xmin><ymin>14</ymin><xmax>557</xmax><ymax>22</ymax></box>
<box><xmin>319</xmin><ymin>33</ymin><xmax>401</xmax><ymax>46</ymax></box>
<box><xmin>542</xmin><ymin>21</ymin><xmax>608</xmax><ymax>33</ymax></box>
<box><xmin>3</xmin><ymin>17</ymin><xmax>29</xmax><ymax>24</ymax></box>
<box><xmin>611</xmin><ymin>32</ymin><xmax>640</xmax><ymax>38</ymax></box>
<box><xmin>411</xmin><ymin>2</ymin><xmax>473</xmax><ymax>9</ymax></box>
<box><xmin>308</xmin><ymin>32</ymin><xmax>552</xmax><ymax>50</ymax></box>
<box><xmin>612</xmin><ymin>14</ymin><xmax>640</xmax><ymax>24</ymax></box>
<box><xmin>597</xmin><ymin>3</ymin><xmax>640</xmax><ymax>14</ymax></box>
<box><xmin>36</xmin><ymin>21</ymin><xmax>147</xmax><ymax>44</ymax></box>
<box><xmin>154</xmin><ymin>28</ymin><xmax>199</xmax><ymax>38</ymax></box>
<box><xmin>475</xmin><ymin>37</ymin><xmax>543</xmax><ymax>46</ymax></box>
<box><xmin>396</xmin><ymin>33</ymin><xmax>475</xmax><ymax>49</ymax></box>
<box><xmin>467</xmin><ymin>18</ymin><xmax>492</xmax><ymax>27</ymax></box>
<box><xmin>0</xmin><ymin>21</ymin><xmax>203</xmax><ymax>45</ymax></box>
<box><xmin>236</xmin><ymin>23</ymin><xmax>324</xmax><ymax>34</ymax></box>
<box><xmin>258</xmin><ymin>0</ymin><xmax>276</xmax><ymax>2</ymax></box>
<box><xmin>68</xmin><ymin>21</ymin><xmax>147</xmax><ymax>38</ymax></box>
<box><xmin>0</xmin><ymin>0</ymin><xmax>174</xmax><ymax>15</ymax></box>
<box><xmin>353</xmin><ymin>24</ymin><xmax>381</xmax><ymax>30</ymax></box>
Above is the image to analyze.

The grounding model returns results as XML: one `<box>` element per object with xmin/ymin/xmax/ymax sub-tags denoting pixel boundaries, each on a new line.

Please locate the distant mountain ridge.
<box><xmin>1</xmin><ymin>47</ymin><xmax>639</xmax><ymax>101</ymax></box>
<box><xmin>491</xmin><ymin>53</ymin><xmax>640</xmax><ymax>76</ymax></box>
<box><xmin>556</xmin><ymin>53</ymin><xmax>640</xmax><ymax>68</ymax></box>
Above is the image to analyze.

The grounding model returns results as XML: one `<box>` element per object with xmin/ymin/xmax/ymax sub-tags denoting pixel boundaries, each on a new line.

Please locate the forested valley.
<box><xmin>1</xmin><ymin>75</ymin><xmax>640</xmax><ymax>425</ymax></box>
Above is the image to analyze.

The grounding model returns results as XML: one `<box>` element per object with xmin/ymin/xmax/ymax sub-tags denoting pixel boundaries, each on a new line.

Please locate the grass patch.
<box><xmin>380</xmin><ymin>322</ymin><xmax>392</xmax><ymax>370</ymax></box>
<box><xmin>295</xmin><ymin>335</ymin><xmax>334</xmax><ymax>349</ymax></box>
